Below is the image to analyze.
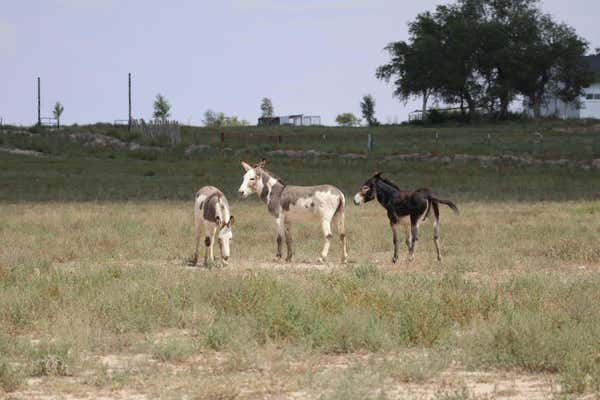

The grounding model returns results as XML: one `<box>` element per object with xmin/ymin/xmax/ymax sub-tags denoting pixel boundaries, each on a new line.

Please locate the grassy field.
<box><xmin>3</xmin><ymin>119</ymin><xmax>600</xmax><ymax>161</ymax></box>
<box><xmin>1</xmin><ymin>122</ymin><xmax>599</xmax><ymax>399</ymax></box>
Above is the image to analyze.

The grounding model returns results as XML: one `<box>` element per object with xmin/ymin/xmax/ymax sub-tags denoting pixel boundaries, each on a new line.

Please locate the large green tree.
<box><xmin>376</xmin><ymin>11</ymin><xmax>445</xmax><ymax>116</ymax></box>
<box><xmin>377</xmin><ymin>0</ymin><xmax>593</xmax><ymax>119</ymax></box>
<box><xmin>515</xmin><ymin>15</ymin><xmax>594</xmax><ymax>117</ymax></box>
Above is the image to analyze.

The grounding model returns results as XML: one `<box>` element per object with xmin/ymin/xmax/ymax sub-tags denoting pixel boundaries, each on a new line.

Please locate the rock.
<box><xmin>0</xmin><ymin>146</ymin><xmax>45</xmax><ymax>157</ymax></box>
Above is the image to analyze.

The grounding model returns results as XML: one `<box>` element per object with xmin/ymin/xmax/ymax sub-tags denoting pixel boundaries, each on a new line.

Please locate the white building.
<box><xmin>531</xmin><ymin>55</ymin><xmax>600</xmax><ymax>119</ymax></box>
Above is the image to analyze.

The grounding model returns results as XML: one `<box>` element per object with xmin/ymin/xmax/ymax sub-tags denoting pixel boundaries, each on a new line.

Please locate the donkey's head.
<box><xmin>216</xmin><ymin>214</ymin><xmax>235</xmax><ymax>262</ymax></box>
<box><xmin>353</xmin><ymin>172</ymin><xmax>382</xmax><ymax>205</ymax></box>
<box><xmin>238</xmin><ymin>160</ymin><xmax>266</xmax><ymax>198</ymax></box>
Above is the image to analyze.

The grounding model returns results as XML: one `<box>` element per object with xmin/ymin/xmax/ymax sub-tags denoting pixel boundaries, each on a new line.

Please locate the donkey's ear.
<box><xmin>372</xmin><ymin>171</ymin><xmax>383</xmax><ymax>179</ymax></box>
<box><xmin>241</xmin><ymin>161</ymin><xmax>252</xmax><ymax>171</ymax></box>
<box><xmin>256</xmin><ymin>159</ymin><xmax>267</xmax><ymax>169</ymax></box>
<box><xmin>228</xmin><ymin>216</ymin><xmax>234</xmax><ymax>227</ymax></box>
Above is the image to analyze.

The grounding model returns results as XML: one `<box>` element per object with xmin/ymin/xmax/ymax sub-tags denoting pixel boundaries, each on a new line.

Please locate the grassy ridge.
<box><xmin>3</xmin><ymin>119</ymin><xmax>600</xmax><ymax>160</ymax></box>
<box><xmin>1</xmin><ymin>153</ymin><xmax>599</xmax><ymax>203</ymax></box>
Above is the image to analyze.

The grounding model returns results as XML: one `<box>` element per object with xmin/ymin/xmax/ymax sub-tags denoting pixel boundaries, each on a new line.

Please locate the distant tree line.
<box><xmin>377</xmin><ymin>0</ymin><xmax>595</xmax><ymax>119</ymax></box>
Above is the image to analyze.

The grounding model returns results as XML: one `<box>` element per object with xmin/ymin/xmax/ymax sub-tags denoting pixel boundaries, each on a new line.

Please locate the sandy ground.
<box><xmin>7</xmin><ymin>352</ymin><xmax>564</xmax><ymax>400</ymax></box>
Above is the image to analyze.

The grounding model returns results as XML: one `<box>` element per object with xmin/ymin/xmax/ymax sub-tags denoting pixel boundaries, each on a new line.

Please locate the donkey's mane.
<box><xmin>378</xmin><ymin>176</ymin><xmax>400</xmax><ymax>191</ymax></box>
<box><xmin>258</xmin><ymin>168</ymin><xmax>285</xmax><ymax>186</ymax></box>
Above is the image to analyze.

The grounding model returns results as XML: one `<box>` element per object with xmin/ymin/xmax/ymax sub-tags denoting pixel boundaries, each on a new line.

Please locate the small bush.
<box><xmin>0</xmin><ymin>359</ymin><xmax>21</xmax><ymax>392</ymax></box>
<box><xmin>151</xmin><ymin>338</ymin><xmax>197</xmax><ymax>362</ymax></box>
<box><xmin>29</xmin><ymin>341</ymin><xmax>72</xmax><ymax>377</ymax></box>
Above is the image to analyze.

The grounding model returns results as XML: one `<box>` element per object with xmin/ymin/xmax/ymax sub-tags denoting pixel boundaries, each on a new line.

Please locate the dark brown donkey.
<box><xmin>353</xmin><ymin>172</ymin><xmax>459</xmax><ymax>263</ymax></box>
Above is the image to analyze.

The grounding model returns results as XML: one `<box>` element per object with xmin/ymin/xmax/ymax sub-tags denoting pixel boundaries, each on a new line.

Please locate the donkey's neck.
<box><xmin>258</xmin><ymin>171</ymin><xmax>285</xmax><ymax>206</ymax></box>
<box><xmin>375</xmin><ymin>180</ymin><xmax>398</xmax><ymax>207</ymax></box>
<box><xmin>218</xmin><ymin>200</ymin><xmax>230</xmax><ymax>223</ymax></box>
<box><xmin>211</xmin><ymin>194</ymin><xmax>230</xmax><ymax>223</ymax></box>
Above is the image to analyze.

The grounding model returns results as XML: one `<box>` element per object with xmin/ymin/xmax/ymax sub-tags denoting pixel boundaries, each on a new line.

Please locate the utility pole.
<box><xmin>128</xmin><ymin>73</ymin><xmax>132</xmax><ymax>133</ymax></box>
<box><xmin>37</xmin><ymin>77</ymin><xmax>41</xmax><ymax>126</ymax></box>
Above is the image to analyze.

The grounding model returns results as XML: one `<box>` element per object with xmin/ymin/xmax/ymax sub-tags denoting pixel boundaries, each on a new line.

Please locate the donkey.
<box><xmin>238</xmin><ymin>160</ymin><xmax>348</xmax><ymax>263</ymax></box>
<box><xmin>192</xmin><ymin>186</ymin><xmax>235</xmax><ymax>266</ymax></box>
<box><xmin>353</xmin><ymin>172</ymin><xmax>459</xmax><ymax>263</ymax></box>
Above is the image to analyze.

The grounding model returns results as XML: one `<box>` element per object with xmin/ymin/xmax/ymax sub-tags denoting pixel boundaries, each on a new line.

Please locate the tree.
<box><xmin>260</xmin><ymin>98</ymin><xmax>274</xmax><ymax>118</ymax></box>
<box><xmin>203</xmin><ymin>110</ymin><xmax>249</xmax><ymax>127</ymax></box>
<box><xmin>203</xmin><ymin>110</ymin><xmax>225</xmax><ymax>127</ymax></box>
<box><xmin>152</xmin><ymin>94</ymin><xmax>171</xmax><ymax>121</ymax></box>
<box><xmin>335</xmin><ymin>113</ymin><xmax>361</xmax><ymax>127</ymax></box>
<box><xmin>377</xmin><ymin>0</ymin><xmax>592</xmax><ymax>120</ymax></box>
<box><xmin>376</xmin><ymin>11</ymin><xmax>447</xmax><ymax>116</ymax></box>
<box><xmin>222</xmin><ymin>116</ymin><xmax>250</xmax><ymax>127</ymax></box>
<box><xmin>360</xmin><ymin>95</ymin><xmax>379</xmax><ymax>126</ymax></box>
<box><xmin>516</xmin><ymin>16</ymin><xmax>594</xmax><ymax>117</ymax></box>
<box><xmin>52</xmin><ymin>101</ymin><xmax>64</xmax><ymax>129</ymax></box>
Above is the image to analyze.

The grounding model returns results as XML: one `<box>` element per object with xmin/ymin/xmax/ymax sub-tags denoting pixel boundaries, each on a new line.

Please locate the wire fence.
<box><xmin>179</xmin><ymin>127</ymin><xmax>600</xmax><ymax>161</ymax></box>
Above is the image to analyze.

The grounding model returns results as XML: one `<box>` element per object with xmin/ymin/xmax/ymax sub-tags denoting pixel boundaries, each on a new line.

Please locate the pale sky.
<box><xmin>1</xmin><ymin>0</ymin><xmax>599</xmax><ymax>126</ymax></box>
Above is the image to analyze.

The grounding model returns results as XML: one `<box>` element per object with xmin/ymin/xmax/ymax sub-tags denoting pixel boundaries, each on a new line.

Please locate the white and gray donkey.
<box><xmin>192</xmin><ymin>186</ymin><xmax>234</xmax><ymax>266</ymax></box>
<box><xmin>238</xmin><ymin>160</ymin><xmax>348</xmax><ymax>263</ymax></box>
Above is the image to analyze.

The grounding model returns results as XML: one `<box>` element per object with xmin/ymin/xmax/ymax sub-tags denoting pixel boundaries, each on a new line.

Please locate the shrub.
<box><xmin>0</xmin><ymin>359</ymin><xmax>21</xmax><ymax>392</ymax></box>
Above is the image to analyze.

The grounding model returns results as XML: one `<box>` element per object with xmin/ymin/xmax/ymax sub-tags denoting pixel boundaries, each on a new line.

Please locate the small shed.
<box><xmin>258</xmin><ymin>114</ymin><xmax>321</xmax><ymax>126</ymax></box>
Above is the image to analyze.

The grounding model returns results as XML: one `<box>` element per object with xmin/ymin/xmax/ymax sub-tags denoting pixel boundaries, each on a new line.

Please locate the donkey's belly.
<box><xmin>284</xmin><ymin>205</ymin><xmax>320</xmax><ymax>222</ymax></box>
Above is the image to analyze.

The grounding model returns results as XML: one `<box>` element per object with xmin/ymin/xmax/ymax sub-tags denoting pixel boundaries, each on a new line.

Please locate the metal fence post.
<box><xmin>367</xmin><ymin>132</ymin><xmax>373</xmax><ymax>156</ymax></box>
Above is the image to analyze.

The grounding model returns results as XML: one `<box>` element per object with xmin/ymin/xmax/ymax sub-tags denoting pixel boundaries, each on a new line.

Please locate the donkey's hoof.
<box><xmin>317</xmin><ymin>257</ymin><xmax>325</xmax><ymax>264</ymax></box>
<box><xmin>392</xmin><ymin>255</ymin><xmax>398</xmax><ymax>264</ymax></box>
<box><xmin>285</xmin><ymin>256</ymin><xmax>293</xmax><ymax>262</ymax></box>
<box><xmin>341</xmin><ymin>257</ymin><xmax>348</xmax><ymax>264</ymax></box>
<box><xmin>186</xmin><ymin>257</ymin><xmax>198</xmax><ymax>266</ymax></box>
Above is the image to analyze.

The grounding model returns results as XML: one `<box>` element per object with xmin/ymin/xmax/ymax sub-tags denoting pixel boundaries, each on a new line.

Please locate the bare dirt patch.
<box><xmin>6</xmin><ymin>351</ymin><xmax>563</xmax><ymax>400</ymax></box>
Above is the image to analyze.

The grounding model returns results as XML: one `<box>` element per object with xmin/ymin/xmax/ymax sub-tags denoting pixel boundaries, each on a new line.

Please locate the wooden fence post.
<box><xmin>367</xmin><ymin>132</ymin><xmax>373</xmax><ymax>156</ymax></box>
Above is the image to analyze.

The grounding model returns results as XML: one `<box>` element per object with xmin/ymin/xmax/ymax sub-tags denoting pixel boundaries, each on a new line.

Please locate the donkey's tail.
<box><xmin>333</xmin><ymin>192</ymin><xmax>346</xmax><ymax>233</ymax></box>
<box><xmin>430</xmin><ymin>196</ymin><xmax>459</xmax><ymax>215</ymax></box>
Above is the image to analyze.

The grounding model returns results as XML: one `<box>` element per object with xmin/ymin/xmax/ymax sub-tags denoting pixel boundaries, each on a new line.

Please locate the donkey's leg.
<box><xmin>192</xmin><ymin>219</ymin><xmax>202</xmax><ymax>265</ymax></box>
<box><xmin>408</xmin><ymin>216</ymin><xmax>420</xmax><ymax>261</ymax></box>
<box><xmin>335</xmin><ymin>209</ymin><xmax>348</xmax><ymax>263</ymax></box>
<box><xmin>403</xmin><ymin>222</ymin><xmax>412</xmax><ymax>251</ymax></box>
<box><xmin>431</xmin><ymin>202</ymin><xmax>442</xmax><ymax>261</ymax></box>
<box><xmin>391</xmin><ymin>222</ymin><xmax>399</xmax><ymax>264</ymax></box>
<box><xmin>386</xmin><ymin>210</ymin><xmax>401</xmax><ymax>264</ymax></box>
<box><xmin>275</xmin><ymin>216</ymin><xmax>285</xmax><ymax>260</ymax></box>
<box><xmin>284</xmin><ymin>220</ymin><xmax>293</xmax><ymax>262</ymax></box>
<box><xmin>318</xmin><ymin>216</ymin><xmax>333</xmax><ymax>263</ymax></box>
<box><xmin>203</xmin><ymin>222</ymin><xmax>212</xmax><ymax>266</ymax></box>
<box><xmin>209</xmin><ymin>225</ymin><xmax>218</xmax><ymax>262</ymax></box>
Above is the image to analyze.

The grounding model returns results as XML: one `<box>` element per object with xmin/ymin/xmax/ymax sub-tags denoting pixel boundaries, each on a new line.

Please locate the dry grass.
<box><xmin>1</xmin><ymin>199</ymin><xmax>599</xmax><ymax>398</ymax></box>
<box><xmin>1</xmin><ymin>200</ymin><xmax>598</xmax><ymax>272</ymax></box>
